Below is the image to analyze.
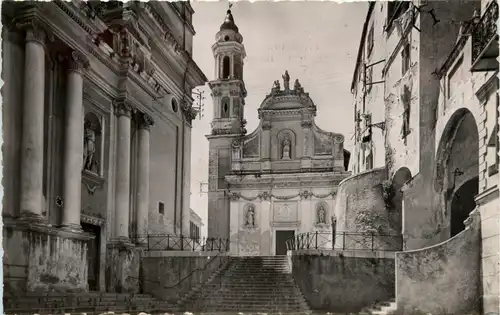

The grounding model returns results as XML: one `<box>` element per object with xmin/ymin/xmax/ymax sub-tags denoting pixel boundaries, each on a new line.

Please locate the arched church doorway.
<box><xmin>450</xmin><ymin>177</ymin><xmax>479</xmax><ymax>237</ymax></box>
<box><xmin>392</xmin><ymin>167</ymin><xmax>412</xmax><ymax>236</ymax></box>
<box><xmin>435</xmin><ymin>108</ymin><xmax>479</xmax><ymax>238</ymax></box>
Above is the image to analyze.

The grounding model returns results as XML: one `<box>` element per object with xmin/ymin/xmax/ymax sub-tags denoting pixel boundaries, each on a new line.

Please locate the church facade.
<box><xmin>206</xmin><ymin>10</ymin><xmax>351</xmax><ymax>256</ymax></box>
<box><xmin>2</xmin><ymin>2</ymin><xmax>206</xmax><ymax>294</ymax></box>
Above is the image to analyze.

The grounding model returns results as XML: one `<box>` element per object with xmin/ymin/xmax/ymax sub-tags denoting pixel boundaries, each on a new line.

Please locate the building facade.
<box><xmin>2</xmin><ymin>1</ymin><xmax>206</xmax><ymax>294</ymax></box>
<box><xmin>189</xmin><ymin>208</ymin><xmax>203</xmax><ymax>241</ymax></box>
<box><xmin>206</xmin><ymin>10</ymin><xmax>351</xmax><ymax>256</ymax></box>
<box><xmin>347</xmin><ymin>0</ymin><xmax>498</xmax><ymax>313</ymax></box>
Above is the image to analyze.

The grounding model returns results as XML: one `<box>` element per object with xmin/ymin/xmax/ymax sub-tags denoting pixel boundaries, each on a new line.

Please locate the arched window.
<box><xmin>222</xmin><ymin>56</ymin><xmax>230</xmax><ymax>79</ymax></box>
<box><xmin>221</xmin><ymin>97</ymin><xmax>230</xmax><ymax>118</ymax></box>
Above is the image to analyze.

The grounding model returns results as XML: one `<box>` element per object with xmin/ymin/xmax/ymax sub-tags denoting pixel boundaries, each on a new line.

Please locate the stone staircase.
<box><xmin>360</xmin><ymin>299</ymin><xmax>397</xmax><ymax>315</ymax></box>
<box><xmin>177</xmin><ymin>256</ymin><xmax>311</xmax><ymax>313</ymax></box>
<box><xmin>3</xmin><ymin>291</ymin><xmax>177</xmax><ymax>314</ymax></box>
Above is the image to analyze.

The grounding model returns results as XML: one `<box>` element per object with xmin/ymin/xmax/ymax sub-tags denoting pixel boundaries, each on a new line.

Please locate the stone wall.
<box><xmin>3</xmin><ymin>222</ymin><xmax>92</xmax><ymax>294</ymax></box>
<box><xmin>291</xmin><ymin>250</ymin><xmax>395</xmax><ymax>312</ymax></box>
<box><xmin>395</xmin><ymin>214</ymin><xmax>481</xmax><ymax>315</ymax></box>
<box><xmin>335</xmin><ymin>167</ymin><xmax>401</xmax><ymax>240</ymax></box>
<box><xmin>140</xmin><ymin>251</ymin><xmax>229</xmax><ymax>303</ymax></box>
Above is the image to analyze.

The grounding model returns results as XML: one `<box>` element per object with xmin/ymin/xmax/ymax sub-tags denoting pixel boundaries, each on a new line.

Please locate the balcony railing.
<box><xmin>131</xmin><ymin>234</ymin><xmax>230</xmax><ymax>252</ymax></box>
<box><xmin>471</xmin><ymin>0</ymin><xmax>499</xmax><ymax>71</ymax></box>
<box><xmin>286</xmin><ymin>231</ymin><xmax>404</xmax><ymax>252</ymax></box>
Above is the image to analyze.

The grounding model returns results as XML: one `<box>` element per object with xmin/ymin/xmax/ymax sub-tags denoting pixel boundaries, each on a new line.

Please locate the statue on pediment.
<box><xmin>273</xmin><ymin>80</ymin><xmax>281</xmax><ymax>92</ymax></box>
<box><xmin>282</xmin><ymin>137</ymin><xmax>291</xmax><ymax>160</ymax></box>
<box><xmin>294</xmin><ymin>79</ymin><xmax>304</xmax><ymax>94</ymax></box>
<box><xmin>282</xmin><ymin>70</ymin><xmax>290</xmax><ymax>91</ymax></box>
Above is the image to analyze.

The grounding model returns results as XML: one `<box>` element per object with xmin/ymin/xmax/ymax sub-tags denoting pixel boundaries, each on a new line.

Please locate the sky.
<box><xmin>188</xmin><ymin>0</ymin><xmax>368</xmax><ymax>238</ymax></box>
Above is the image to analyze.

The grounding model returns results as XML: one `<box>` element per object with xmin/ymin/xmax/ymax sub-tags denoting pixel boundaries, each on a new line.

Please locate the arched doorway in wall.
<box><xmin>435</xmin><ymin>108</ymin><xmax>479</xmax><ymax>238</ymax></box>
<box><xmin>392</xmin><ymin>167</ymin><xmax>412</xmax><ymax>236</ymax></box>
<box><xmin>450</xmin><ymin>176</ymin><xmax>479</xmax><ymax>237</ymax></box>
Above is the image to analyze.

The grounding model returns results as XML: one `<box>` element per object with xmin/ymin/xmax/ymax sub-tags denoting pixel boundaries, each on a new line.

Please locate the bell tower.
<box><xmin>206</xmin><ymin>7</ymin><xmax>247</xmax><ymax>240</ymax></box>
<box><xmin>209</xmin><ymin>6</ymin><xmax>247</xmax><ymax>135</ymax></box>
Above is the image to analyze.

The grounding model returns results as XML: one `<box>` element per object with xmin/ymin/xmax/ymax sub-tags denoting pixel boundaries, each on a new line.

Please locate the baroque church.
<box><xmin>206</xmin><ymin>9</ymin><xmax>351</xmax><ymax>256</ymax></box>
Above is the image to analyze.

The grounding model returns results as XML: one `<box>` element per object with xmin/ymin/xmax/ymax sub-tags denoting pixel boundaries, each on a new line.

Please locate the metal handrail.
<box><xmin>286</xmin><ymin>231</ymin><xmax>404</xmax><ymax>252</ymax></box>
<box><xmin>130</xmin><ymin>234</ymin><xmax>230</xmax><ymax>252</ymax></box>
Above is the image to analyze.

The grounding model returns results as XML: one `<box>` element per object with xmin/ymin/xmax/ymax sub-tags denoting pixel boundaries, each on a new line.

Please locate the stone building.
<box><xmin>206</xmin><ymin>9</ymin><xmax>351</xmax><ymax>256</ymax></box>
<box><xmin>189</xmin><ymin>208</ymin><xmax>203</xmax><ymax>240</ymax></box>
<box><xmin>345</xmin><ymin>0</ymin><xmax>498</xmax><ymax>313</ymax></box>
<box><xmin>2</xmin><ymin>2</ymin><xmax>206</xmax><ymax>294</ymax></box>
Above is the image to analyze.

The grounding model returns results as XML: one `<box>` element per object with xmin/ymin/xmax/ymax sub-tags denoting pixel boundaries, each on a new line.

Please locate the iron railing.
<box><xmin>131</xmin><ymin>234</ymin><xmax>230</xmax><ymax>252</ymax></box>
<box><xmin>286</xmin><ymin>231</ymin><xmax>404</xmax><ymax>252</ymax></box>
<box><xmin>472</xmin><ymin>0</ymin><xmax>499</xmax><ymax>64</ymax></box>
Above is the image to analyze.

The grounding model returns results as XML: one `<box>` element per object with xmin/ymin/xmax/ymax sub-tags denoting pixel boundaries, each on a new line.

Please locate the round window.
<box><xmin>171</xmin><ymin>98</ymin><xmax>178</xmax><ymax>112</ymax></box>
<box><xmin>224</xmin><ymin>35</ymin><xmax>230</xmax><ymax>41</ymax></box>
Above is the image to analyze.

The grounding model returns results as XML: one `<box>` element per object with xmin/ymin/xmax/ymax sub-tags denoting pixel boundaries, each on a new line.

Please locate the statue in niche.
<box><xmin>317</xmin><ymin>204</ymin><xmax>327</xmax><ymax>224</ymax></box>
<box><xmin>282</xmin><ymin>70</ymin><xmax>290</xmax><ymax>91</ymax></box>
<box><xmin>245</xmin><ymin>205</ymin><xmax>256</xmax><ymax>227</ymax></box>
<box><xmin>83</xmin><ymin>119</ymin><xmax>97</xmax><ymax>172</ymax></box>
<box><xmin>282</xmin><ymin>136</ymin><xmax>291</xmax><ymax>160</ymax></box>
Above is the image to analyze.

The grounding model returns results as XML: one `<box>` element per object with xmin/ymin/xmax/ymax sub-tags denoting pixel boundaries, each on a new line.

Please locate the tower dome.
<box><xmin>215</xmin><ymin>7</ymin><xmax>243</xmax><ymax>43</ymax></box>
<box><xmin>220</xmin><ymin>9</ymin><xmax>239</xmax><ymax>33</ymax></box>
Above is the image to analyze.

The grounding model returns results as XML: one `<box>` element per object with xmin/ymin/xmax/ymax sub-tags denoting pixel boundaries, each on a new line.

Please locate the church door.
<box><xmin>275</xmin><ymin>230</ymin><xmax>295</xmax><ymax>256</ymax></box>
<box><xmin>81</xmin><ymin>223</ymin><xmax>100</xmax><ymax>291</ymax></box>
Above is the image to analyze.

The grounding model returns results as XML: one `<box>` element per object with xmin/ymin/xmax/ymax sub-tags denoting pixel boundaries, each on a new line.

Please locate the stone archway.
<box><xmin>450</xmin><ymin>177</ymin><xmax>479</xmax><ymax>237</ymax></box>
<box><xmin>392</xmin><ymin>167</ymin><xmax>412</xmax><ymax>236</ymax></box>
<box><xmin>435</xmin><ymin>108</ymin><xmax>479</xmax><ymax>238</ymax></box>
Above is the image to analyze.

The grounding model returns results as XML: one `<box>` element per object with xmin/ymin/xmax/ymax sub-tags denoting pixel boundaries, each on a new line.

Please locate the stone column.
<box><xmin>61</xmin><ymin>51</ymin><xmax>89</xmax><ymax>231</ymax></box>
<box><xmin>135</xmin><ymin>113</ymin><xmax>154</xmax><ymax>240</ymax></box>
<box><xmin>114</xmin><ymin>100</ymin><xmax>133</xmax><ymax>243</ymax></box>
<box><xmin>18</xmin><ymin>22</ymin><xmax>48</xmax><ymax>221</ymax></box>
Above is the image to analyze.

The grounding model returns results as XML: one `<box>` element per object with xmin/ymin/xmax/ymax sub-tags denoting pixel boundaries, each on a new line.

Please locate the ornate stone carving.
<box><xmin>68</xmin><ymin>51</ymin><xmax>90</xmax><ymax>74</ymax></box>
<box><xmin>275</xmin><ymin>203</ymin><xmax>292</xmax><ymax>221</ymax></box>
<box><xmin>299</xmin><ymin>190</ymin><xmax>313</xmax><ymax>200</ymax></box>
<box><xmin>113</xmin><ymin>100</ymin><xmax>133</xmax><ymax>118</ymax></box>
<box><xmin>232</xmin><ymin>140</ymin><xmax>241</xmax><ymax>148</ymax></box>
<box><xmin>262</xmin><ymin>121</ymin><xmax>272</xmax><ymax>130</ymax></box>
<box><xmin>334</xmin><ymin>135</ymin><xmax>344</xmax><ymax>143</ymax></box>
<box><xmin>17</xmin><ymin>19</ymin><xmax>52</xmax><ymax>47</ymax></box>
<box><xmin>282</xmin><ymin>137</ymin><xmax>291</xmax><ymax>160</ymax></box>
<box><xmin>228</xmin><ymin>192</ymin><xmax>240</xmax><ymax>201</ymax></box>
<box><xmin>211</xmin><ymin>89</ymin><xmax>222</xmax><ymax>97</ymax></box>
<box><xmin>137</xmin><ymin>113</ymin><xmax>155</xmax><ymax>130</ymax></box>
<box><xmin>301</xmin><ymin>120</ymin><xmax>313</xmax><ymax>128</ymax></box>
<box><xmin>259</xmin><ymin>191</ymin><xmax>271</xmax><ymax>201</ymax></box>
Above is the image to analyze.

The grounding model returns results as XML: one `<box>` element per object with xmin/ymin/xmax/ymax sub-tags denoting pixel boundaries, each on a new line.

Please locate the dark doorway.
<box><xmin>81</xmin><ymin>223</ymin><xmax>101</xmax><ymax>291</ymax></box>
<box><xmin>450</xmin><ymin>177</ymin><xmax>479</xmax><ymax>237</ymax></box>
<box><xmin>275</xmin><ymin>230</ymin><xmax>295</xmax><ymax>256</ymax></box>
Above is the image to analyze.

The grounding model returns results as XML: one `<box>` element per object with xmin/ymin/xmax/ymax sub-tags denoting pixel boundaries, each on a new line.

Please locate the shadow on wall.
<box><xmin>395</xmin><ymin>214</ymin><xmax>481</xmax><ymax>315</ymax></box>
<box><xmin>291</xmin><ymin>251</ymin><xmax>395</xmax><ymax>312</ymax></box>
